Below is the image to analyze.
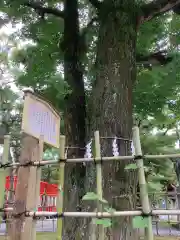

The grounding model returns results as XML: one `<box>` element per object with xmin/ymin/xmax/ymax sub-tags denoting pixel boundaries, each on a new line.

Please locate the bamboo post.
<box><xmin>94</xmin><ymin>131</ymin><xmax>104</xmax><ymax>240</ymax></box>
<box><xmin>0</xmin><ymin>135</ymin><xmax>10</xmax><ymax>221</ymax></box>
<box><xmin>90</xmin><ymin>209</ymin><xmax>98</xmax><ymax>240</ymax></box>
<box><xmin>56</xmin><ymin>135</ymin><xmax>66</xmax><ymax>240</ymax></box>
<box><xmin>132</xmin><ymin>127</ymin><xmax>154</xmax><ymax>240</ymax></box>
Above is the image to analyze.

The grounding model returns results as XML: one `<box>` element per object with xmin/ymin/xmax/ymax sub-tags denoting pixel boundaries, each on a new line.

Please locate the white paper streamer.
<box><xmin>84</xmin><ymin>137</ymin><xmax>134</xmax><ymax>158</ymax></box>
<box><xmin>65</xmin><ymin>147</ymin><xmax>68</xmax><ymax>159</ymax></box>
<box><xmin>112</xmin><ymin>137</ymin><xmax>119</xmax><ymax>156</ymax></box>
<box><xmin>112</xmin><ymin>137</ymin><xmax>135</xmax><ymax>156</ymax></box>
<box><xmin>131</xmin><ymin>142</ymin><xmax>135</xmax><ymax>155</ymax></box>
<box><xmin>84</xmin><ymin>139</ymin><xmax>92</xmax><ymax>159</ymax></box>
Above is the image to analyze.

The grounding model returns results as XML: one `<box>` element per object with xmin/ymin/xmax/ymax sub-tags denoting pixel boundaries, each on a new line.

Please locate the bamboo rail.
<box><xmin>2</xmin><ymin>209</ymin><xmax>180</xmax><ymax>217</ymax></box>
<box><xmin>2</xmin><ymin>151</ymin><xmax>180</xmax><ymax>168</ymax></box>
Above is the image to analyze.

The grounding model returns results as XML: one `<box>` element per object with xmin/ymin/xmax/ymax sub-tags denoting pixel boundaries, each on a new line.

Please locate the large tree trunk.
<box><xmin>63</xmin><ymin>0</ymin><xmax>86</xmax><ymax>238</ymax></box>
<box><xmin>88</xmin><ymin>1</ymin><xmax>138</xmax><ymax>239</ymax></box>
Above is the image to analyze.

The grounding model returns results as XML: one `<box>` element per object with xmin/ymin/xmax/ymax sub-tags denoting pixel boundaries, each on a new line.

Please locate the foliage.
<box><xmin>134</xmin><ymin>56</ymin><xmax>180</xmax><ymax>118</ymax></box>
<box><xmin>41</xmin><ymin>148</ymin><xmax>60</xmax><ymax>183</ymax></box>
<box><xmin>132</xmin><ymin>216</ymin><xmax>149</xmax><ymax>229</ymax></box>
<box><xmin>82</xmin><ymin>192</ymin><xmax>115</xmax><ymax>228</ymax></box>
<box><xmin>0</xmin><ymin>1</ymin><xmax>179</xmax><ymax>121</ymax></box>
<box><xmin>0</xmin><ymin>86</ymin><xmax>22</xmax><ymax>161</ymax></box>
<box><xmin>140</xmin><ymin>117</ymin><xmax>178</xmax><ymax>186</ymax></box>
<box><xmin>125</xmin><ymin>115</ymin><xmax>178</xmax><ymax>194</ymax></box>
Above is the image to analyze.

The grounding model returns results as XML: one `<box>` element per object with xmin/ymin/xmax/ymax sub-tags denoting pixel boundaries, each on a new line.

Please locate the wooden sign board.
<box><xmin>21</xmin><ymin>91</ymin><xmax>60</xmax><ymax>148</ymax></box>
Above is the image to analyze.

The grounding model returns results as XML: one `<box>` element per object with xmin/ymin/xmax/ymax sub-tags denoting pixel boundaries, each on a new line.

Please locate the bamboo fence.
<box><xmin>1</xmin><ymin>126</ymin><xmax>180</xmax><ymax>240</ymax></box>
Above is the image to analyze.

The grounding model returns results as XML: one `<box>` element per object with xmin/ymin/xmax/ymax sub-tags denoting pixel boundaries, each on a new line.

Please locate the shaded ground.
<box><xmin>0</xmin><ymin>233</ymin><xmax>179</xmax><ymax>240</ymax></box>
<box><xmin>153</xmin><ymin>224</ymin><xmax>180</xmax><ymax>236</ymax></box>
<box><xmin>0</xmin><ymin>219</ymin><xmax>180</xmax><ymax>238</ymax></box>
<box><xmin>0</xmin><ymin>232</ymin><xmax>55</xmax><ymax>240</ymax></box>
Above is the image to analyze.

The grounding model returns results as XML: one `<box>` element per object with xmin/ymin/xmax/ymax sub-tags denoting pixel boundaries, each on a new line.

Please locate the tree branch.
<box><xmin>23</xmin><ymin>1</ymin><xmax>64</xmax><ymax>19</ymax></box>
<box><xmin>136</xmin><ymin>51</ymin><xmax>173</xmax><ymax>69</ymax></box>
<box><xmin>139</xmin><ymin>0</ymin><xmax>180</xmax><ymax>24</ymax></box>
<box><xmin>88</xmin><ymin>0</ymin><xmax>102</xmax><ymax>10</ymax></box>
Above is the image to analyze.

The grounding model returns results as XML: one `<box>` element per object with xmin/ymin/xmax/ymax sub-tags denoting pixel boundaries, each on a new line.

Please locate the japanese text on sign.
<box><xmin>21</xmin><ymin>92</ymin><xmax>60</xmax><ymax>148</ymax></box>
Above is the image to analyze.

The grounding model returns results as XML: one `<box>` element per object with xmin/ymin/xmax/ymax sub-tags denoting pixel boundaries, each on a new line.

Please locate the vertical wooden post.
<box><xmin>9</xmin><ymin>135</ymin><xmax>39</xmax><ymax>240</ymax></box>
<box><xmin>32</xmin><ymin>136</ymin><xmax>44</xmax><ymax>240</ymax></box>
<box><xmin>56</xmin><ymin>135</ymin><xmax>66</xmax><ymax>240</ymax></box>
<box><xmin>0</xmin><ymin>135</ymin><xmax>10</xmax><ymax>221</ymax></box>
<box><xmin>132</xmin><ymin>127</ymin><xmax>154</xmax><ymax>240</ymax></box>
<box><xmin>8</xmin><ymin>148</ymin><xmax>14</xmax><ymax>229</ymax></box>
<box><xmin>165</xmin><ymin>194</ymin><xmax>171</xmax><ymax>235</ymax></box>
<box><xmin>22</xmin><ymin>136</ymin><xmax>44</xmax><ymax>240</ymax></box>
<box><xmin>94</xmin><ymin>131</ymin><xmax>104</xmax><ymax>240</ymax></box>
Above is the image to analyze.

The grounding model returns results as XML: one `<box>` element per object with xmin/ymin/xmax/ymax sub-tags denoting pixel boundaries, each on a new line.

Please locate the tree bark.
<box><xmin>88</xmin><ymin>1</ymin><xmax>138</xmax><ymax>239</ymax></box>
<box><xmin>63</xmin><ymin>0</ymin><xmax>86</xmax><ymax>238</ymax></box>
<box><xmin>64</xmin><ymin>0</ymin><xmax>86</xmax><ymax>156</ymax></box>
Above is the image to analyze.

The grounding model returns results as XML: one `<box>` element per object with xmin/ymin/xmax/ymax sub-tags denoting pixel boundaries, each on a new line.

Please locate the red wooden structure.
<box><xmin>5</xmin><ymin>176</ymin><xmax>58</xmax><ymax>212</ymax></box>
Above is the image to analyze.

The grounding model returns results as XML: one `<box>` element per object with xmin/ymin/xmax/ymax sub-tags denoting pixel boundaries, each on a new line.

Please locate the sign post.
<box><xmin>10</xmin><ymin>90</ymin><xmax>60</xmax><ymax>240</ymax></box>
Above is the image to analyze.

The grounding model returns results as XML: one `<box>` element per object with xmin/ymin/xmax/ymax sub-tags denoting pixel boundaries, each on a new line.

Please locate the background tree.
<box><xmin>0</xmin><ymin>1</ymin><xmax>89</xmax><ymax>237</ymax></box>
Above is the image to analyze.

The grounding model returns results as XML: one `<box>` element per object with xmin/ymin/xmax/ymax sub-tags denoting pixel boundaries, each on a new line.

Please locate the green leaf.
<box><xmin>132</xmin><ymin>216</ymin><xmax>149</xmax><ymax>229</ymax></box>
<box><xmin>95</xmin><ymin>218</ymin><xmax>112</xmax><ymax>228</ymax></box>
<box><xmin>99</xmin><ymin>198</ymin><xmax>108</xmax><ymax>204</ymax></box>
<box><xmin>104</xmin><ymin>206</ymin><xmax>116</xmax><ymax>213</ymax></box>
<box><xmin>150</xmin><ymin>174</ymin><xmax>166</xmax><ymax>181</ymax></box>
<box><xmin>124</xmin><ymin>163</ymin><xmax>137</xmax><ymax>170</ymax></box>
<box><xmin>148</xmin><ymin>182</ymin><xmax>163</xmax><ymax>191</ymax></box>
<box><xmin>82</xmin><ymin>192</ymin><xmax>99</xmax><ymax>201</ymax></box>
<box><xmin>82</xmin><ymin>192</ymin><xmax>108</xmax><ymax>204</ymax></box>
